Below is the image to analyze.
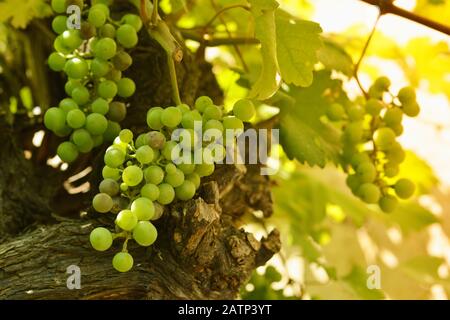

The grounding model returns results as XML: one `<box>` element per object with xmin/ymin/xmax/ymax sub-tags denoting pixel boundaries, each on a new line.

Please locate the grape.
<box><xmin>89</xmin><ymin>227</ymin><xmax>113</xmax><ymax>251</ymax></box>
<box><xmin>72</xmin><ymin>129</ymin><xmax>94</xmax><ymax>152</ymax></box>
<box><xmin>233</xmin><ymin>99</ymin><xmax>255</xmax><ymax>122</ymax></box>
<box><xmin>175</xmin><ymin>180</ymin><xmax>196</xmax><ymax>200</ymax></box>
<box><xmin>54</xmin><ymin>125</ymin><xmax>72</xmax><ymax>138</ymax></box>
<box><xmin>105</xmin><ymin>68</ymin><xmax>122</xmax><ymax>82</ymax></box>
<box><xmin>98</xmin><ymin>80</ymin><xmax>117</xmax><ymax>99</ymax></box>
<box><xmin>223</xmin><ymin>116</ymin><xmax>244</xmax><ymax>131</ymax></box>
<box><xmin>65</xmin><ymin>80</ymin><xmax>81</xmax><ymax>96</ymax></box>
<box><xmin>52</xmin><ymin>16</ymin><xmax>68</xmax><ymax>34</ymax></box>
<box><xmin>358</xmin><ymin>183</ymin><xmax>381</xmax><ymax>204</ymax></box>
<box><xmin>131</xmin><ymin>197</ymin><xmax>155</xmax><ymax>221</ymax></box>
<box><xmin>108</xmin><ymin>102</ymin><xmax>127</xmax><ymax>122</ymax></box>
<box><xmin>80</xmin><ymin>21</ymin><xmax>97</xmax><ymax>40</ymax></box>
<box><xmin>90</xmin><ymin>58</ymin><xmax>111</xmax><ymax>77</ymax></box>
<box><xmin>147</xmin><ymin>107</ymin><xmax>163</xmax><ymax>130</ymax></box>
<box><xmin>379</xmin><ymin>195</ymin><xmax>398</xmax><ymax>213</ymax></box>
<box><xmin>88</xmin><ymin>7</ymin><xmax>106</xmax><ymax>28</ymax></box>
<box><xmin>394</xmin><ymin>178</ymin><xmax>415</xmax><ymax>199</ymax></box>
<box><xmin>385</xmin><ymin>143</ymin><xmax>405</xmax><ymax>164</ymax></box>
<box><xmin>104</xmin><ymin>147</ymin><xmax>125</xmax><ymax>168</ymax></box>
<box><xmin>94</xmin><ymin>38</ymin><xmax>117</xmax><ymax>60</ymax></box>
<box><xmin>165</xmin><ymin>163</ymin><xmax>176</xmax><ymax>175</ymax></box>
<box><xmin>177</xmin><ymin>104</ymin><xmax>190</xmax><ymax>114</ymax></box>
<box><xmin>397</xmin><ymin>86</ymin><xmax>416</xmax><ymax>104</ymax></box>
<box><xmin>373</xmin><ymin>127</ymin><xmax>396</xmax><ymax>150</ymax></box>
<box><xmin>141</xmin><ymin>184</ymin><xmax>160</xmax><ymax>201</ymax></box>
<box><xmin>91</xmin><ymin>3</ymin><xmax>110</xmax><ymax>16</ymax></box>
<box><xmin>179</xmin><ymin>128</ymin><xmax>199</xmax><ymax>149</ymax></box>
<box><xmin>136</xmin><ymin>145</ymin><xmax>154</xmax><ymax>164</ymax></box>
<box><xmin>162</xmin><ymin>141</ymin><xmax>180</xmax><ymax>161</ymax></box>
<box><xmin>392</xmin><ymin>124</ymin><xmax>404</xmax><ymax>136</ymax></box>
<box><xmin>326</xmin><ymin>103</ymin><xmax>345</xmax><ymax>121</ymax></box>
<box><xmin>347</xmin><ymin>105</ymin><xmax>365</xmax><ymax>121</ymax></box>
<box><xmin>85</xmin><ymin>113</ymin><xmax>108</xmax><ymax>135</ymax></box>
<box><xmin>117</xmin><ymin>78</ymin><xmax>136</xmax><ymax>98</ymax></box>
<box><xmin>112</xmin><ymin>252</ymin><xmax>133</xmax><ymax>272</ymax></box>
<box><xmin>356</xmin><ymin>162</ymin><xmax>376</xmax><ymax>183</ymax></box>
<box><xmin>60</xmin><ymin>99</ymin><xmax>79</xmax><ymax>113</ymax></box>
<box><xmin>195</xmin><ymin>163</ymin><xmax>215</xmax><ymax>177</ymax></box>
<box><xmin>99</xmin><ymin>178</ymin><xmax>120</xmax><ymax>196</ymax></box>
<box><xmin>181</xmin><ymin>110</ymin><xmax>202</xmax><ymax>129</ymax></box>
<box><xmin>120</xmin><ymin>183</ymin><xmax>129</xmax><ymax>192</ymax></box>
<box><xmin>350</xmin><ymin>153</ymin><xmax>370</xmax><ymax>168</ymax></box>
<box><xmin>122</xmin><ymin>165</ymin><xmax>143</xmax><ymax>186</ymax></box>
<box><xmin>346</xmin><ymin>174</ymin><xmax>360</xmax><ymax>193</ymax></box>
<box><xmin>384</xmin><ymin>163</ymin><xmax>399</xmax><ymax>178</ymax></box>
<box><xmin>344</xmin><ymin>122</ymin><xmax>363</xmax><ymax>144</ymax></box>
<box><xmin>203</xmin><ymin>105</ymin><xmax>222</xmax><ymax>121</ymax></box>
<box><xmin>402</xmin><ymin>101</ymin><xmax>420</xmax><ymax>117</ymax></box>
<box><xmin>71</xmin><ymin>86</ymin><xmax>90</xmax><ymax>105</ymax></box>
<box><xmin>103</xmin><ymin>120</ymin><xmax>121</xmax><ymax>142</ymax></box>
<box><xmin>61</xmin><ymin>30</ymin><xmax>83</xmax><ymax>50</ymax></box>
<box><xmin>186</xmin><ymin>172</ymin><xmax>201</xmax><ymax>189</ymax></box>
<box><xmin>102</xmin><ymin>165</ymin><xmax>121</xmax><ymax>180</ymax></box>
<box><xmin>116</xmin><ymin>24</ymin><xmax>138</xmax><ymax>48</ymax></box>
<box><xmin>161</xmin><ymin>107</ymin><xmax>182</xmax><ymax>128</ymax></box>
<box><xmin>373</xmin><ymin>76</ymin><xmax>391</xmax><ymax>91</ymax></box>
<box><xmin>112</xmin><ymin>51</ymin><xmax>132</xmax><ymax>71</ymax></box>
<box><xmin>93</xmin><ymin>134</ymin><xmax>104</xmax><ymax>147</ymax></box>
<box><xmin>178</xmin><ymin>162</ymin><xmax>195</xmax><ymax>175</ymax></box>
<box><xmin>195</xmin><ymin>96</ymin><xmax>213</xmax><ymax>112</ymax></box>
<box><xmin>91</xmin><ymin>98</ymin><xmax>109</xmax><ymax>115</ymax></box>
<box><xmin>99</xmin><ymin>23</ymin><xmax>116</xmax><ymax>38</ymax></box>
<box><xmin>144</xmin><ymin>166</ymin><xmax>164</xmax><ymax>185</ymax></box>
<box><xmin>57</xmin><ymin>141</ymin><xmax>79</xmax><ymax>163</ymax></box>
<box><xmin>116</xmin><ymin>209</ymin><xmax>138</xmax><ymax>231</ymax></box>
<box><xmin>92</xmin><ymin>192</ymin><xmax>113</xmax><ymax>213</ymax></box>
<box><xmin>204</xmin><ymin>119</ymin><xmax>224</xmax><ymax>132</ymax></box>
<box><xmin>119</xmin><ymin>129</ymin><xmax>133</xmax><ymax>143</ymax></box>
<box><xmin>152</xmin><ymin>202</ymin><xmax>164</xmax><ymax>221</ymax></box>
<box><xmin>164</xmin><ymin>168</ymin><xmax>185</xmax><ymax>188</ymax></box>
<box><xmin>365</xmin><ymin>99</ymin><xmax>384</xmax><ymax>116</ymax></box>
<box><xmin>48</xmin><ymin>52</ymin><xmax>66</xmax><ymax>71</ymax></box>
<box><xmin>121</xmin><ymin>14</ymin><xmax>143</xmax><ymax>32</ymax></box>
<box><xmin>51</xmin><ymin>0</ymin><xmax>66</xmax><ymax>13</ymax></box>
<box><xmin>66</xmin><ymin>109</ymin><xmax>86</xmax><ymax>129</ymax></box>
<box><xmin>54</xmin><ymin>36</ymin><xmax>72</xmax><ymax>55</ymax></box>
<box><xmin>383</xmin><ymin>108</ymin><xmax>403</xmax><ymax>127</ymax></box>
<box><xmin>147</xmin><ymin>131</ymin><xmax>166</xmax><ymax>149</ymax></box>
<box><xmin>157</xmin><ymin>183</ymin><xmax>175</xmax><ymax>205</ymax></box>
<box><xmin>64</xmin><ymin>58</ymin><xmax>89</xmax><ymax>79</ymax></box>
<box><xmin>132</xmin><ymin>221</ymin><xmax>158</xmax><ymax>246</ymax></box>
<box><xmin>44</xmin><ymin>107</ymin><xmax>66</xmax><ymax>131</ymax></box>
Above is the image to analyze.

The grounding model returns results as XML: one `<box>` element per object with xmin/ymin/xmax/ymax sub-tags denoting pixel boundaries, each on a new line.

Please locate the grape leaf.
<box><xmin>275</xmin><ymin>12</ymin><xmax>322</xmax><ymax>87</ymax></box>
<box><xmin>388</xmin><ymin>202</ymin><xmax>438</xmax><ymax>235</ymax></box>
<box><xmin>343</xmin><ymin>266</ymin><xmax>385</xmax><ymax>300</ymax></box>
<box><xmin>278</xmin><ymin>70</ymin><xmax>345</xmax><ymax>167</ymax></box>
<box><xmin>317</xmin><ymin>39</ymin><xmax>353</xmax><ymax>76</ymax></box>
<box><xmin>0</xmin><ymin>0</ymin><xmax>52</xmax><ymax>29</ymax></box>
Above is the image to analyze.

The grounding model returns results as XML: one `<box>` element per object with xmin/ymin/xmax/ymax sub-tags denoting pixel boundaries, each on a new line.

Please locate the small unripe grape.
<box><xmin>90</xmin><ymin>58</ymin><xmax>111</xmax><ymax>78</ymax></box>
<box><xmin>57</xmin><ymin>141</ymin><xmax>79</xmax><ymax>163</ymax></box>
<box><xmin>103</xmin><ymin>120</ymin><xmax>121</xmax><ymax>142</ymax></box>
<box><xmin>195</xmin><ymin>96</ymin><xmax>213</xmax><ymax>113</ymax></box>
<box><xmin>394</xmin><ymin>178</ymin><xmax>415</xmax><ymax>199</ymax></box>
<box><xmin>52</xmin><ymin>15</ymin><xmax>68</xmax><ymax>34</ymax></box>
<box><xmin>99</xmin><ymin>23</ymin><xmax>116</xmax><ymax>38</ymax></box>
<box><xmin>346</xmin><ymin>174</ymin><xmax>360</xmax><ymax>193</ymax></box>
<box><xmin>373</xmin><ymin>76</ymin><xmax>391</xmax><ymax>91</ymax></box>
<box><xmin>161</xmin><ymin>107</ymin><xmax>182</xmax><ymax>128</ymax></box>
<box><xmin>203</xmin><ymin>105</ymin><xmax>222</xmax><ymax>121</ymax></box>
<box><xmin>379</xmin><ymin>195</ymin><xmax>398</xmax><ymax>213</ymax></box>
<box><xmin>61</xmin><ymin>30</ymin><xmax>83</xmax><ymax>50</ymax></box>
<box><xmin>94</xmin><ymin>38</ymin><xmax>117</xmax><ymax>60</ymax></box>
<box><xmin>122</xmin><ymin>165</ymin><xmax>143</xmax><ymax>186</ymax></box>
<box><xmin>326</xmin><ymin>103</ymin><xmax>345</xmax><ymax>121</ymax></box>
<box><xmin>59</xmin><ymin>98</ymin><xmax>78</xmax><ymax>112</ymax></box>
<box><xmin>147</xmin><ymin>107</ymin><xmax>164</xmax><ymax>130</ymax></box>
<box><xmin>88</xmin><ymin>7</ymin><xmax>106</xmax><ymax>28</ymax></box>
<box><xmin>102</xmin><ymin>166</ymin><xmax>121</xmax><ymax>180</ymax></box>
<box><xmin>116</xmin><ymin>209</ymin><xmax>138</xmax><ymax>231</ymax></box>
<box><xmin>205</xmin><ymin>119</ymin><xmax>224</xmax><ymax>132</ymax></box>
<box><xmin>117</xmin><ymin>78</ymin><xmax>136</xmax><ymax>98</ymax></box>
<box><xmin>147</xmin><ymin>131</ymin><xmax>166</xmax><ymax>149</ymax></box>
<box><xmin>105</xmin><ymin>68</ymin><xmax>122</xmax><ymax>82</ymax></box>
<box><xmin>112</xmin><ymin>51</ymin><xmax>132</xmax><ymax>71</ymax></box>
<box><xmin>186</xmin><ymin>172</ymin><xmax>201</xmax><ymax>189</ymax></box>
<box><xmin>98</xmin><ymin>80</ymin><xmax>118</xmax><ymax>99</ymax></box>
<box><xmin>121</xmin><ymin>14</ymin><xmax>143</xmax><ymax>32</ymax></box>
<box><xmin>181</xmin><ymin>110</ymin><xmax>202</xmax><ymax>129</ymax></box>
<box><xmin>99</xmin><ymin>179</ymin><xmax>120</xmax><ymax>196</ymax></box>
<box><xmin>80</xmin><ymin>21</ymin><xmax>96</xmax><ymax>39</ymax></box>
<box><xmin>141</xmin><ymin>183</ymin><xmax>160</xmax><ymax>201</ymax></box>
<box><xmin>157</xmin><ymin>183</ymin><xmax>175</xmax><ymax>205</ymax></box>
<box><xmin>384</xmin><ymin>163</ymin><xmax>399</xmax><ymax>178</ymax></box>
<box><xmin>233</xmin><ymin>99</ymin><xmax>255</xmax><ymax>122</ymax></box>
<box><xmin>44</xmin><ymin>107</ymin><xmax>66</xmax><ymax>132</ymax></box>
<box><xmin>119</xmin><ymin>129</ymin><xmax>133</xmax><ymax>143</ymax></box>
<box><xmin>383</xmin><ymin>108</ymin><xmax>403</xmax><ymax>128</ymax></box>
<box><xmin>175</xmin><ymin>180</ymin><xmax>196</xmax><ymax>200</ymax></box>
<box><xmin>347</xmin><ymin>105</ymin><xmax>365</xmax><ymax>121</ymax></box>
<box><xmin>136</xmin><ymin>145</ymin><xmax>154</xmax><ymax>164</ymax></box>
<box><xmin>402</xmin><ymin>101</ymin><xmax>420</xmax><ymax>117</ymax></box>
<box><xmin>385</xmin><ymin>143</ymin><xmax>405</xmax><ymax>164</ymax></box>
<box><xmin>92</xmin><ymin>192</ymin><xmax>113</xmax><ymax>213</ymax></box>
<box><xmin>108</xmin><ymin>102</ymin><xmax>127</xmax><ymax>122</ymax></box>
<box><xmin>392</xmin><ymin>123</ymin><xmax>404</xmax><ymax>136</ymax></box>
<box><xmin>164</xmin><ymin>168</ymin><xmax>185</xmax><ymax>188</ymax></box>
<box><xmin>144</xmin><ymin>166</ymin><xmax>165</xmax><ymax>185</ymax></box>
<box><xmin>89</xmin><ymin>227</ymin><xmax>113</xmax><ymax>251</ymax></box>
<box><xmin>350</xmin><ymin>152</ymin><xmax>370</xmax><ymax>168</ymax></box>
<box><xmin>48</xmin><ymin>52</ymin><xmax>66</xmax><ymax>71</ymax></box>
<box><xmin>195</xmin><ymin>163</ymin><xmax>215</xmax><ymax>177</ymax></box>
<box><xmin>66</xmin><ymin>109</ymin><xmax>86</xmax><ymax>129</ymax></box>
<box><xmin>71</xmin><ymin>86</ymin><xmax>90</xmax><ymax>105</ymax></box>
<box><xmin>116</xmin><ymin>24</ymin><xmax>138</xmax><ymax>48</ymax></box>
<box><xmin>91</xmin><ymin>98</ymin><xmax>109</xmax><ymax>115</ymax></box>
<box><xmin>368</xmin><ymin>86</ymin><xmax>383</xmax><ymax>100</ymax></box>
<box><xmin>373</xmin><ymin>127</ymin><xmax>396</xmax><ymax>150</ymax></box>
<box><xmin>86</xmin><ymin>113</ymin><xmax>108</xmax><ymax>135</ymax></box>
<box><xmin>397</xmin><ymin>86</ymin><xmax>416</xmax><ymax>104</ymax></box>
<box><xmin>177</xmin><ymin>162</ymin><xmax>196</xmax><ymax>175</ymax></box>
<box><xmin>112</xmin><ymin>252</ymin><xmax>133</xmax><ymax>272</ymax></box>
<box><xmin>223</xmin><ymin>116</ymin><xmax>244</xmax><ymax>131</ymax></box>
<box><xmin>131</xmin><ymin>197</ymin><xmax>155</xmax><ymax>221</ymax></box>
<box><xmin>358</xmin><ymin>183</ymin><xmax>381</xmax><ymax>204</ymax></box>
<box><xmin>365</xmin><ymin>98</ymin><xmax>384</xmax><ymax>116</ymax></box>
<box><xmin>344</xmin><ymin>122</ymin><xmax>363</xmax><ymax>144</ymax></box>
<box><xmin>64</xmin><ymin>58</ymin><xmax>88</xmax><ymax>79</ymax></box>
<box><xmin>104</xmin><ymin>147</ymin><xmax>125</xmax><ymax>168</ymax></box>
<box><xmin>177</xmin><ymin>103</ymin><xmax>190</xmax><ymax>114</ymax></box>
<box><xmin>356</xmin><ymin>162</ymin><xmax>377</xmax><ymax>183</ymax></box>
<box><xmin>132</xmin><ymin>221</ymin><xmax>157</xmax><ymax>247</ymax></box>
<box><xmin>51</xmin><ymin>0</ymin><xmax>66</xmax><ymax>13</ymax></box>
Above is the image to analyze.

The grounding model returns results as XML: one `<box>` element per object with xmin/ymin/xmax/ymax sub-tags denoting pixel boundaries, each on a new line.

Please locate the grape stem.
<box><xmin>151</xmin><ymin>0</ymin><xmax>159</xmax><ymax>25</ymax></box>
<box><xmin>167</xmin><ymin>54</ymin><xmax>182</xmax><ymax>106</ymax></box>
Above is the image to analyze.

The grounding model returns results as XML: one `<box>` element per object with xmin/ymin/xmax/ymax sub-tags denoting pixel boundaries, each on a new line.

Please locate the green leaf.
<box><xmin>278</xmin><ymin>70</ymin><xmax>345</xmax><ymax>167</ymax></box>
<box><xmin>400</xmin><ymin>256</ymin><xmax>445</xmax><ymax>284</ymax></box>
<box><xmin>275</xmin><ymin>12</ymin><xmax>322</xmax><ymax>87</ymax></box>
<box><xmin>0</xmin><ymin>0</ymin><xmax>52</xmax><ymax>29</ymax></box>
<box><xmin>388</xmin><ymin>202</ymin><xmax>439</xmax><ymax>235</ymax></box>
<box><xmin>343</xmin><ymin>266</ymin><xmax>385</xmax><ymax>300</ymax></box>
<box><xmin>317</xmin><ymin>39</ymin><xmax>353</xmax><ymax>76</ymax></box>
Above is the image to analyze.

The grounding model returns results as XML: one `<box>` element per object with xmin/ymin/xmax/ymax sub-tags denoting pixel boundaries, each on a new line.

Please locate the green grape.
<box><xmin>134</xmin><ymin>133</ymin><xmax>149</xmax><ymax>149</ymax></box>
<box><xmin>385</xmin><ymin>143</ymin><xmax>405</xmax><ymax>164</ymax></box>
<box><xmin>90</xmin><ymin>58</ymin><xmax>111</xmax><ymax>77</ymax></box>
<box><xmin>373</xmin><ymin>127</ymin><xmax>396</xmax><ymax>150</ymax></box>
<box><xmin>104</xmin><ymin>147</ymin><xmax>125</xmax><ymax>168</ymax></box>
<box><xmin>72</xmin><ymin>128</ymin><xmax>94</xmax><ymax>152</ymax></box>
<box><xmin>133</xmin><ymin>221</ymin><xmax>157</xmax><ymax>247</ymax></box>
<box><xmin>177</xmin><ymin>162</ymin><xmax>195</xmax><ymax>175</ymax></box>
<box><xmin>402</xmin><ymin>101</ymin><xmax>420</xmax><ymax>117</ymax></box>
<box><xmin>181</xmin><ymin>110</ymin><xmax>202</xmax><ymax>129</ymax></box>
<box><xmin>131</xmin><ymin>197</ymin><xmax>155</xmax><ymax>221</ymax></box>
<box><xmin>379</xmin><ymin>195</ymin><xmax>398</xmax><ymax>213</ymax></box>
<box><xmin>66</xmin><ymin>109</ymin><xmax>86</xmax><ymax>129</ymax></box>
<box><xmin>350</xmin><ymin>152</ymin><xmax>370</xmax><ymax>168</ymax></box>
<box><xmin>122</xmin><ymin>165</ymin><xmax>143</xmax><ymax>187</ymax></box>
<box><xmin>54</xmin><ymin>125</ymin><xmax>72</xmax><ymax>138</ymax></box>
<box><xmin>346</xmin><ymin>174</ymin><xmax>360</xmax><ymax>193</ymax></box>
<box><xmin>71</xmin><ymin>86</ymin><xmax>90</xmax><ymax>105</ymax></box>
<box><xmin>112</xmin><ymin>252</ymin><xmax>133</xmax><ymax>272</ymax></box>
<box><xmin>85</xmin><ymin>113</ymin><xmax>108</xmax><ymax>135</ymax></box>
<box><xmin>61</xmin><ymin>30</ymin><xmax>83</xmax><ymax>50</ymax></box>
<box><xmin>99</xmin><ymin>178</ymin><xmax>119</xmax><ymax>196</ymax></box>
<box><xmin>356</xmin><ymin>162</ymin><xmax>377</xmax><ymax>183</ymax></box>
<box><xmin>157</xmin><ymin>183</ymin><xmax>175</xmax><ymax>205</ymax></box>
<box><xmin>144</xmin><ymin>166</ymin><xmax>165</xmax><ymax>185</ymax></box>
<box><xmin>147</xmin><ymin>131</ymin><xmax>166</xmax><ymax>149</ymax></box>
<box><xmin>91</xmin><ymin>98</ymin><xmax>109</xmax><ymax>115</ymax></box>
<box><xmin>344</xmin><ymin>122</ymin><xmax>363</xmax><ymax>144</ymax></box>
<box><xmin>233</xmin><ymin>99</ymin><xmax>255</xmax><ymax>122</ymax></box>
<box><xmin>64</xmin><ymin>80</ymin><xmax>81</xmax><ymax>96</ymax></box>
<box><xmin>141</xmin><ymin>183</ymin><xmax>160</xmax><ymax>201</ymax></box>
<box><xmin>203</xmin><ymin>105</ymin><xmax>222</xmax><ymax>121</ymax></box>
<box><xmin>195</xmin><ymin>163</ymin><xmax>214</xmax><ymax>177</ymax></box>
<box><xmin>112</xmin><ymin>51</ymin><xmax>132</xmax><ymax>71</ymax></box>
<box><xmin>146</xmin><ymin>107</ymin><xmax>163</xmax><ymax>130</ymax></box>
<box><xmin>65</xmin><ymin>0</ymin><xmax>84</xmax><ymax>8</ymax></box>
<box><xmin>358</xmin><ymin>183</ymin><xmax>381</xmax><ymax>204</ymax></box>
<box><xmin>164</xmin><ymin>168</ymin><xmax>185</xmax><ymax>188</ymax></box>
<box><xmin>48</xmin><ymin>52</ymin><xmax>66</xmax><ymax>71</ymax></box>
<box><xmin>92</xmin><ymin>192</ymin><xmax>113</xmax><ymax>213</ymax></box>
<box><xmin>121</xmin><ymin>14</ymin><xmax>143</xmax><ymax>31</ymax></box>
<box><xmin>105</xmin><ymin>68</ymin><xmax>122</xmax><ymax>82</ymax></box>
<box><xmin>120</xmin><ymin>183</ymin><xmax>129</xmax><ymax>192</ymax></box>
<box><xmin>384</xmin><ymin>163</ymin><xmax>399</xmax><ymax>177</ymax></box>
<box><xmin>88</xmin><ymin>7</ymin><xmax>106</xmax><ymax>28</ymax></box>
<box><xmin>177</xmin><ymin>103</ymin><xmax>190</xmax><ymax>114</ymax></box>
<box><xmin>195</xmin><ymin>96</ymin><xmax>213</xmax><ymax>113</ymax></box>
<box><xmin>175</xmin><ymin>180</ymin><xmax>196</xmax><ymax>201</ymax></box>
<box><xmin>394</xmin><ymin>178</ymin><xmax>415</xmax><ymax>199</ymax></box>
<box><xmin>103</xmin><ymin>120</ymin><xmax>121</xmax><ymax>142</ymax></box>
<box><xmin>80</xmin><ymin>21</ymin><xmax>97</xmax><ymax>40</ymax></box>
<box><xmin>136</xmin><ymin>145</ymin><xmax>154</xmax><ymax>164</ymax></box>
<box><xmin>119</xmin><ymin>129</ymin><xmax>133</xmax><ymax>143</ymax></box>
<box><xmin>161</xmin><ymin>107</ymin><xmax>182</xmax><ymax>128</ymax></box>
<box><xmin>383</xmin><ymin>108</ymin><xmax>403</xmax><ymax>127</ymax></box>
<box><xmin>223</xmin><ymin>116</ymin><xmax>244</xmax><ymax>131</ymax></box>
<box><xmin>373</xmin><ymin>76</ymin><xmax>391</xmax><ymax>91</ymax></box>
<box><xmin>102</xmin><ymin>165</ymin><xmax>120</xmax><ymax>180</ymax></box>
<box><xmin>204</xmin><ymin>119</ymin><xmax>224</xmax><ymax>132</ymax></box>
<box><xmin>57</xmin><ymin>141</ymin><xmax>79</xmax><ymax>163</ymax></box>
<box><xmin>51</xmin><ymin>0</ymin><xmax>66</xmax><ymax>13</ymax></box>
<box><xmin>165</xmin><ymin>163</ymin><xmax>177</xmax><ymax>175</ymax></box>
<box><xmin>99</xmin><ymin>23</ymin><xmax>116</xmax><ymax>38</ymax></box>
<box><xmin>326</xmin><ymin>103</ymin><xmax>345</xmax><ymax>121</ymax></box>
<box><xmin>98</xmin><ymin>80</ymin><xmax>117</xmax><ymax>99</ymax></box>
<box><xmin>347</xmin><ymin>105</ymin><xmax>365</xmax><ymax>121</ymax></box>
<box><xmin>94</xmin><ymin>38</ymin><xmax>117</xmax><ymax>60</ymax></box>
<box><xmin>108</xmin><ymin>102</ymin><xmax>127</xmax><ymax>122</ymax></box>
<box><xmin>52</xmin><ymin>15</ymin><xmax>68</xmax><ymax>34</ymax></box>
<box><xmin>179</xmin><ymin>128</ymin><xmax>198</xmax><ymax>149</ymax></box>
<box><xmin>365</xmin><ymin>98</ymin><xmax>384</xmax><ymax>116</ymax></box>
<box><xmin>116</xmin><ymin>209</ymin><xmax>138</xmax><ymax>231</ymax></box>
<box><xmin>60</xmin><ymin>98</ymin><xmax>79</xmax><ymax>112</ymax></box>
<box><xmin>116</xmin><ymin>24</ymin><xmax>138</xmax><ymax>48</ymax></box>
<box><xmin>392</xmin><ymin>123</ymin><xmax>404</xmax><ymax>136</ymax></box>
<box><xmin>91</xmin><ymin>3</ymin><xmax>110</xmax><ymax>16</ymax></box>
<box><xmin>54</xmin><ymin>36</ymin><xmax>72</xmax><ymax>55</ymax></box>
<box><xmin>44</xmin><ymin>107</ymin><xmax>66</xmax><ymax>132</ymax></box>
<box><xmin>89</xmin><ymin>227</ymin><xmax>113</xmax><ymax>251</ymax></box>
<box><xmin>64</xmin><ymin>58</ymin><xmax>89</xmax><ymax>79</ymax></box>
<box><xmin>162</xmin><ymin>141</ymin><xmax>180</xmax><ymax>161</ymax></box>
<box><xmin>397</xmin><ymin>86</ymin><xmax>416</xmax><ymax>104</ymax></box>
<box><xmin>117</xmin><ymin>78</ymin><xmax>136</xmax><ymax>98</ymax></box>
<box><xmin>186</xmin><ymin>172</ymin><xmax>201</xmax><ymax>189</ymax></box>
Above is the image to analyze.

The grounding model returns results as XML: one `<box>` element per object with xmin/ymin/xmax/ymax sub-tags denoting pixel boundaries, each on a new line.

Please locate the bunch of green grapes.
<box><xmin>325</xmin><ymin>77</ymin><xmax>420</xmax><ymax>212</ymax></box>
<box><xmin>89</xmin><ymin>96</ymin><xmax>256</xmax><ymax>272</ymax></box>
<box><xmin>44</xmin><ymin>0</ymin><xmax>141</xmax><ymax>163</ymax></box>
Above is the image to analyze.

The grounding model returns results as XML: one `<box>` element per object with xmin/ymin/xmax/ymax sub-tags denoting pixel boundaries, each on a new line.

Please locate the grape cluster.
<box><xmin>45</xmin><ymin>0</ymin><xmax>141</xmax><ymax>163</ymax></box>
<box><xmin>89</xmin><ymin>96</ymin><xmax>256</xmax><ymax>272</ymax></box>
<box><xmin>326</xmin><ymin>77</ymin><xmax>420</xmax><ymax>212</ymax></box>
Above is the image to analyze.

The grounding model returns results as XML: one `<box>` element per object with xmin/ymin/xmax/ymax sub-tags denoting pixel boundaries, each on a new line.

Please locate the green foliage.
<box><xmin>0</xmin><ymin>0</ymin><xmax>52</xmax><ymax>28</ymax></box>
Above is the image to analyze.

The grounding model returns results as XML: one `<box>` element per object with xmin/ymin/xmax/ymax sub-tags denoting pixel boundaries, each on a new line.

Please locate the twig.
<box><xmin>203</xmin><ymin>4</ymin><xmax>250</xmax><ymax>29</ymax></box>
<box><xmin>167</xmin><ymin>55</ymin><xmax>182</xmax><ymax>105</ymax></box>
